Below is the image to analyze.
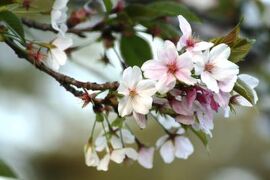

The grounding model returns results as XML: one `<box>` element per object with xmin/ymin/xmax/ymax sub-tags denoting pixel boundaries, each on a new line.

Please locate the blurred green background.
<box><xmin>1</xmin><ymin>0</ymin><xmax>270</xmax><ymax>179</ymax></box>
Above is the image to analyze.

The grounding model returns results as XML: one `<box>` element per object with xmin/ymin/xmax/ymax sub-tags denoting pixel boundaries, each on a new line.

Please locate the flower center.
<box><xmin>204</xmin><ymin>63</ymin><xmax>214</xmax><ymax>73</ymax></box>
<box><xmin>167</xmin><ymin>62</ymin><xmax>178</xmax><ymax>74</ymax></box>
<box><xmin>186</xmin><ymin>37</ymin><xmax>195</xmax><ymax>48</ymax></box>
<box><xmin>129</xmin><ymin>88</ymin><xmax>138</xmax><ymax>97</ymax></box>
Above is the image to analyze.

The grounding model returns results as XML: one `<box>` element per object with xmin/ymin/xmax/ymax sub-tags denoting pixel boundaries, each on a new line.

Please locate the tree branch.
<box><xmin>5</xmin><ymin>39</ymin><xmax>119</xmax><ymax>96</ymax></box>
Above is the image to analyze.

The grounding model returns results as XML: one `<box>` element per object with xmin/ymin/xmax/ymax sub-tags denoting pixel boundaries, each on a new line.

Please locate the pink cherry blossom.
<box><xmin>194</xmin><ymin>43</ymin><xmax>239</xmax><ymax>93</ymax></box>
<box><xmin>141</xmin><ymin>40</ymin><xmax>196</xmax><ymax>94</ymax></box>
<box><xmin>177</xmin><ymin>15</ymin><xmax>213</xmax><ymax>52</ymax></box>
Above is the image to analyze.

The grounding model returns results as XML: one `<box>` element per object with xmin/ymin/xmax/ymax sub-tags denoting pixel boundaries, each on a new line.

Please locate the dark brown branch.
<box><xmin>5</xmin><ymin>39</ymin><xmax>119</xmax><ymax>93</ymax></box>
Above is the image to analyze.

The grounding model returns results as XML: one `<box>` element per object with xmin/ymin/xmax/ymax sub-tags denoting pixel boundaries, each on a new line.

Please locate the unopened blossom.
<box><xmin>177</xmin><ymin>15</ymin><xmax>213</xmax><ymax>52</ymax></box>
<box><xmin>194</xmin><ymin>44</ymin><xmax>239</xmax><ymax>93</ymax></box>
<box><xmin>233</xmin><ymin>74</ymin><xmax>259</xmax><ymax>107</ymax></box>
<box><xmin>51</xmin><ymin>0</ymin><xmax>69</xmax><ymax>35</ymax></box>
<box><xmin>84</xmin><ymin>144</ymin><xmax>100</xmax><ymax>167</ymax></box>
<box><xmin>44</xmin><ymin>36</ymin><xmax>72</xmax><ymax>71</ymax></box>
<box><xmin>156</xmin><ymin>128</ymin><xmax>193</xmax><ymax>163</ymax></box>
<box><xmin>142</xmin><ymin>40</ymin><xmax>196</xmax><ymax>94</ymax></box>
<box><xmin>137</xmin><ymin>146</ymin><xmax>155</xmax><ymax>169</ymax></box>
<box><xmin>118</xmin><ymin>66</ymin><xmax>156</xmax><ymax>117</ymax></box>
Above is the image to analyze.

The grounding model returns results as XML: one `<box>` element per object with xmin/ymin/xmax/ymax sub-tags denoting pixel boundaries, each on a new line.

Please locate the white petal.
<box><xmin>174</xmin><ymin>136</ymin><xmax>194</xmax><ymax>159</ymax></box>
<box><xmin>119</xmin><ymin>129</ymin><xmax>135</xmax><ymax>144</ymax></box>
<box><xmin>156</xmin><ymin>135</ymin><xmax>169</xmax><ymax>148</ymax></box>
<box><xmin>235</xmin><ymin>96</ymin><xmax>253</xmax><ymax>107</ymax></box>
<box><xmin>239</xmin><ymin>74</ymin><xmax>259</xmax><ymax>89</ymax></box>
<box><xmin>209</xmin><ymin>43</ymin><xmax>231</xmax><ymax>60</ymax></box>
<box><xmin>177</xmin><ymin>52</ymin><xmax>194</xmax><ymax>70</ymax></box>
<box><xmin>158</xmin><ymin>114</ymin><xmax>180</xmax><ymax>130</ymax></box>
<box><xmin>110</xmin><ymin>135</ymin><xmax>123</xmax><ymax>149</ymax></box>
<box><xmin>160</xmin><ymin>140</ymin><xmax>175</xmax><ymax>163</ymax></box>
<box><xmin>53</xmin><ymin>0</ymin><xmax>69</xmax><ymax>9</ymax></box>
<box><xmin>178</xmin><ymin>15</ymin><xmax>192</xmax><ymax>37</ymax></box>
<box><xmin>110</xmin><ymin>149</ymin><xmax>126</xmax><ymax>163</ymax></box>
<box><xmin>117</xmin><ymin>82</ymin><xmax>129</xmax><ymax>96</ymax></box>
<box><xmin>95</xmin><ymin>136</ymin><xmax>107</xmax><ymax>152</ymax></box>
<box><xmin>133</xmin><ymin>112</ymin><xmax>147</xmax><ymax>129</ymax></box>
<box><xmin>50</xmin><ymin>48</ymin><xmax>67</xmax><ymax>65</ymax></box>
<box><xmin>122</xmin><ymin>66</ymin><xmax>142</xmax><ymax>88</ymax></box>
<box><xmin>85</xmin><ymin>147</ymin><xmax>100</xmax><ymax>167</ymax></box>
<box><xmin>136</xmin><ymin>79</ymin><xmax>157</xmax><ymax>97</ymax></box>
<box><xmin>192</xmin><ymin>41</ymin><xmax>214</xmax><ymax>51</ymax></box>
<box><xmin>125</xmin><ymin>148</ymin><xmax>138</xmax><ymax>160</ymax></box>
<box><xmin>97</xmin><ymin>153</ymin><xmax>110</xmax><ymax>171</ymax></box>
<box><xmin>53</xmin><ymin>36</ymin><xmax>73</xmax><ymax>50</ymax></box>
<box><xmin>201</xmin><ymin>72</ymin><xmax>219</xmax><ymax>93</ymax></box>
<box><xmin>118</xmin><ymin>96</ymin><xmax>133</xmax><ymax>117</ymax></box>
<box><xmin>138</xmin><ymin>147</ymin><xmax>155</xmax><ymax>169</ymax></box>
<box><xmin>218</xmin><ymin>75</ymin><xmax>237</xmax><ymax>92</ymax></box>
<box><xmin>44</xmin><ymin>52</ymin><xmax>60</xmax><ymax>71</ymax></box>
<box><xmin>132</xmin><ymin>95</ymin><xmax>153</xmax><ymax>115</ymax></box>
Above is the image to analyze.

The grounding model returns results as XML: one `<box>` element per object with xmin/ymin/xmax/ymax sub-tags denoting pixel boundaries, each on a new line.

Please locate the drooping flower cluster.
<box><xmin>84</xmin><ymin>15</ymin><xmax>259</xmax><ymax>171</ymax></box>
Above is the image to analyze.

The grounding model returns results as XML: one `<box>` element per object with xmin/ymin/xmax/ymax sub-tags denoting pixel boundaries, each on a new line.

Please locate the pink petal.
<box><xmin>192</xmin><ymin>41</ymin><xmax>214</xmax><ymax>51</ymax></box>
<box><xmin>176</xmin><ymin>115</ymin><xmax>194</xmax><ymax>125</ymax></box>
<box><xmin>178</xmin><ymin>15</ymin><xmax>192</xmax><ymax>38</ymax></box>
<box><xmin>133</xmin><ymin>112</ymin><xmax>147</xmax><ymax>129</ymax></box>
<box><xmin>138</xmin><ymin>147</ymin><xmax>155</xmax><ymax>169</ymax></box>
<box><xmin>160</xmin><ymin>140</ymin><xmax>175</xmax><ymax>163</ymax></box>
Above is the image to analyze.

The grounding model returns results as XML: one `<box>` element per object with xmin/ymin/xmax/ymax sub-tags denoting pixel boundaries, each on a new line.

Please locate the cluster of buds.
<box><xmin>84</xmin><ymin>15</ymin><xmax>259</xmax><ymax>171</ymax></box>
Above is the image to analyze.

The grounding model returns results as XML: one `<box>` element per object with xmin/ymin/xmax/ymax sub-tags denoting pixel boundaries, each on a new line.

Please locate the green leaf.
<box><xmin>120</xmin><ymin>34</ymin><xmax>152</xmax><ymax>66</ymax></box>
<box><xmin>211</xmin><ymin>21</ymin><xmax>254</xmax><ymax>63</ymax></box>
<box><xmin>96</xmin><ymin>113</ymin><xmax>104</xmax><ymax>122</ymax></box>
<box><xmin>124</xmin><ymin>4</ymin><xmax>160</xmax><ymax>22</ymax></box>
<box><xmin>103</xmin><ymin>0</ymin><xmax>112</xmax><ymax>12</ymax></box>
<box><xmin>233</xmin><ymin>78</ymin><xmax>255</xmax><ymax>105</ymax></box>
<box><xmin>0</xmin><ymin>160</ymin><xmax>17</xmax><ymax>178</ymax></box>
<box><xmin>0</xmin><ymin>10</ymin><xmax>25</xmax><ymax>41</ymax></box>
<box><xmin>141</xmin><ymin>21</ymin><xmax>180</xmax><ymax>40</ymax></box>
<box><xmin>191</xmin><ymin>127</ymin><xmax>210</xmax><ymax>147</ymax></box>
<box><xmin>147</xmin><ymin>1</ymin><xmax>200</xmax><ymax>22</ymax></box>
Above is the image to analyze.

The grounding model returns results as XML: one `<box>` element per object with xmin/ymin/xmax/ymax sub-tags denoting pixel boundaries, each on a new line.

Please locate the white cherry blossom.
<box><xmin>84</xmin><ymin>144</ymin><xmax>100</xmax><ymax>167</ymax></box>
<box><xmin>44</xmin><ymin>36</ymin><xmax>72</xmax><ymax>71</ymax></box>
<box><xmin>118</xmin><ymin>66</ymin><xmax>156</xmax><ymax>117</ymax></box>
<box><xmin>156</xmin><ymin>128</ymin><xmax>194</xmax><ymax>163</ymax></box>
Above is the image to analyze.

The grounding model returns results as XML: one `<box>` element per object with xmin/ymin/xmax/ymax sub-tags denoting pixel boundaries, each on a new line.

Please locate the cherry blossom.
<box><xmin>137</xmin><ymin>146</ymin><xmax>155</xmax><ymax>169</ymax></box>
<box><xmin>141</xmin><ymin>40</ymin><xmax>196</xmax><ymax>94</ymax></box>
<box><xmin>194</xmin><ymin>44</ymin><xmax>239</xmax><ymax>93</ymax></box>
<box><xmin>118</xmin><ymin>66</ymin><xmax>156</xmax><ymax>117</ymax></box>
<box><xmin>84</xmin><ymin>144</ymin><xmax>100</xmax><ymax>167</ymax></box>
<box><xmin>156</xmin><ymin>128</ymin><xmax>194</xmax><ymax>163</ymax></box>
<box><xmin>44</xmin><ymin>36</ymin><xmax>72</xmax><ymax>71</ymax></box>
<box><xmin>177</xmin><ymin>15</ymin><xmax>213</xmax><ymax>52</ymax></box>
<box><xmin>51</xmin><ymin>0</ymin><xmax>69</xmax><ymax>35</ymax></box>
<box><xmin>110</xmin><ymin>147</ymin><xmax>138</xmax><ymax>164</ymax></box>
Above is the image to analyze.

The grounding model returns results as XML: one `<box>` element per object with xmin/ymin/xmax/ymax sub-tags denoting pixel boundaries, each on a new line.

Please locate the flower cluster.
<box><xmin>84</xmin><ymin>15</ymin><xmax>259</xmax><ymax>171</ymax></box>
